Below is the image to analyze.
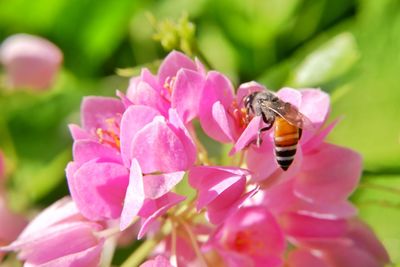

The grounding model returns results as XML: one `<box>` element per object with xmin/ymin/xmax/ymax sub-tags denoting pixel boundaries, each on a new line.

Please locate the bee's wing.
<box><xmin>262</xmin><ymin>100</ymin><xmax>315</xmax><ymax>130</ymax></box>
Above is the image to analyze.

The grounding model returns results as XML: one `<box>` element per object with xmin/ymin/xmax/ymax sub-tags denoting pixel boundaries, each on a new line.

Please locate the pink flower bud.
<box><xmin>0</xmin><ymin>34</ymin><xmax>62</xmax><ymax>90</ymax></box>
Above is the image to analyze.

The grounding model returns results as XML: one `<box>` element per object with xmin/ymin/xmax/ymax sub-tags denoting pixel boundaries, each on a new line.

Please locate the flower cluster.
<box><xmin>1</xmin><ymin>51</ymin><xmax>390</xmax><ymax>267</ymax></box>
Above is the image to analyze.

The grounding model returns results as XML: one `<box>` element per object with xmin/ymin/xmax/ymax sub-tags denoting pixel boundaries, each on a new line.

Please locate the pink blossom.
<box><xmin>0</xmin><ymin>151</ymin><xmax>28</xmax><ymax>262</ymax></box>
<box><xmin>204</xmin><ymin>206</ymin><xmax>285</xmax><ymax>267</ymax></box>
<box><xmin>67</xmin><ymin>96</ymin><xmax>195</xmax><ymax>229</ymax></box>
<box><xmin>140</xmin><ymin>255</ymin><xmax>173</xmax><ymax>267</ymax></box>
<box><xmin>126</xmin><ymin>51</ymin><xmax>206</xmax><ymax>123</ymax></box>
<box><xmin>119</xmin><ymin>108</ymin><xmax>196</xmax><ymax>231</ymax></box>
<box><xmin>0</xmin><ymin>198</ymin><xmax>105</xmax><ymax>267</ymax></box>
<box><xmin>286</xmin><ymin>220</ymin><xmax>390</xmax><ymax>267</ymax></box>
<box><xmin>0</xmin><ymin>34</ymin><xmax>62</xmax><ymax>90</ymax></box>
<box><xmin>189</xmin><ymin>166</ymin><xmax>258</xmax><ymax>224</ymax></box>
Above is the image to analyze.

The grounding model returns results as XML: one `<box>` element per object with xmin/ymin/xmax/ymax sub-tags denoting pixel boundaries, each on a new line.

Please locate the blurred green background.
<box><xmin>0</xmin><ymin>0</ymin><xmax>399</xmax><ymax>264</ymax></box>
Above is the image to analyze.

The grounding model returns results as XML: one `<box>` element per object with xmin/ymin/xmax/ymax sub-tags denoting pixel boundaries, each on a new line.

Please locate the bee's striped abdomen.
<box><xmin>274</xmin><ymin>117</ymin><xmax>300</xmax><ymax>171</ymax></box>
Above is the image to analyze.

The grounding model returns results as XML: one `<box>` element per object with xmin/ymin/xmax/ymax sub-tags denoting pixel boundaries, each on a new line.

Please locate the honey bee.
<box><xmin>244</xmin><ymin>90</ymin><xmax>314</xmax><ymax>171</ymax></box>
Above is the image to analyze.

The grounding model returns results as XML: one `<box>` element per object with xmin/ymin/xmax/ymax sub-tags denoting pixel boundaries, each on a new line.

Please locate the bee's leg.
<box><xmin>298</xmin><ymin>128</ymin><xmax>303</xmax><ymax>139</ymax></box>
<box><xmin>256</xmin><ymin>124</ymin><xmax>273</xmax><ymax>147</ymax></box>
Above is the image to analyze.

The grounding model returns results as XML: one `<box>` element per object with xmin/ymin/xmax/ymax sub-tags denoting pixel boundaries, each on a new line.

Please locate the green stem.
<box><xmin>120</xmin><ymin>220</ymin><xmax>172</xmax><ymax>267</ymax></box>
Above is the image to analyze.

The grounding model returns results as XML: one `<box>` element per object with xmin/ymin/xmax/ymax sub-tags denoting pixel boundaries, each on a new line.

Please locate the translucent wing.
<box><xmin>261</xmin><ymin>99</ymin><xmax>315</xmax><ymax>130</ymax></box>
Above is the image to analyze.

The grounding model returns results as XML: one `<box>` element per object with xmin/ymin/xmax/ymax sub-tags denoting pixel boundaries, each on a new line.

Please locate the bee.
<box><xmin>244</xmin><ymin>90</ymin><xmax>314</xmax><ymax>171</ymax></box>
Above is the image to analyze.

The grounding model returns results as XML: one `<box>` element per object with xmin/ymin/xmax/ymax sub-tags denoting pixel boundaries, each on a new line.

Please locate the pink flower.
<box><xmin>0</xmin><ymin>34</ymin><xmax>63</xmax><ymax>90</ymax></box>
<box><xmin>140</xmin><ymin>255</ymin><xmax>172</xmax><ymax>267</ymax></box>
<box><xmin>126</xmin><ymin>51</ymin><xmax>206</xmax><ymax>123</ymax></box>
<box><xmin>204</xmin><ymin>206</ymin><xmax>285</xmax><ymax>267</ymax></box>
<box><xmin>0</xmin><ymin>198</ymin><xmax>105</xmax><ymax>267</ymax></box>
<box><xmin>0</xmin><ymin>151</ymin><xmax>28</xmax><ymax>262</ymax></box>
<box><xmin>189</xmin><ymin>166</ymin><xmax>258</xmax><ymax>224</ymax></box>
<box><xmin>119</xmin><ymin>108</ymin><xmax>196</xmax><ymax>231</ymax></box>
<box><xmin>67</xmin><ymin>95</ymin><xmax>195</xmax><ymax>230</ymax></box>
<box><xmin>286</xmin><ymin>220</ymin><xmax>390</xmax><ymax>267</ymax></box>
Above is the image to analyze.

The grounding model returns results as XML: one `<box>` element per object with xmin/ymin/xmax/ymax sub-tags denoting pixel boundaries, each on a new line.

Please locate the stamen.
<box><xmin>95</xmin><ymin>117</ymin><xmax>121</xmax><ymax>150</ymax></box>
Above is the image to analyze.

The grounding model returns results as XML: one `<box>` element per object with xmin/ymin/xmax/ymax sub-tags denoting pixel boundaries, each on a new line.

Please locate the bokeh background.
<box><xmin>0</xmin><ymin>0</ymin><xmax>399</xmax><ymax>264</ymax></box>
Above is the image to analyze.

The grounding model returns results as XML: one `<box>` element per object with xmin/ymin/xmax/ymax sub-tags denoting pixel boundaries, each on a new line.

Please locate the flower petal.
<box><xmin>120</xmin><ymin>159</ymin><xmax>145</xmax><ymax>231</ymax></box>
<box><xmin>120</xmin><ymin>105</ymin><xmax>160</xmax><ymax>167</ymax></box>
<box><xmin>131</xmin><ymin>117</ymin><xmax>191</xmax><ymax>173</ymax></box>
<box><xmin>230</xmin><ymin>116</ymin><xmax>262</xmax><ymax>155</ymax></box>
<box><xmin>72</xmin><ymin>140</ymin><xmax>121</xmax><ymax>165</ymax></box>
<box><xmin>71</xmin><ymin>160</ymin><xmax>129</xmax><ymax>221</ymax></box>
<box><xmin>68</xmin><ymin>124</ymin><xmax>92</xmax><ymax>141</ymax></box>
<box><xmin>143</xmin><ymin>171</ymin><xmax>185</xmax><ymax>199</ymax></box>
<box><xmin>294</xmin><ymin>143</ymin><xmax>362</xmax><ymax>203</ymax></box>
<box><xmin>172</xmin><ymin>68</ymin><xmax>205</xmax><ymax>123</ymax></box>
<box><xmin>158</xmin><ymin>51</ymin><xmax>197</xmax><ymax>85</ymax></box>
<box><xmin>81</xmin><ymin>96</ymin><xmax>124</xmax><ymax>132</ymax></box>
<box><xmin>138</xmin><ymin>193</ymin><xmax>186</xmax><ymax>239</ymax></box>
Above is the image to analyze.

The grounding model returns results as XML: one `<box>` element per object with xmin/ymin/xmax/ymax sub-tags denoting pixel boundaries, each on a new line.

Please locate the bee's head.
<box><xmin>243</xmin><ymin>91</ymin><xmax>258</xmax><ymax>109</ymax></box>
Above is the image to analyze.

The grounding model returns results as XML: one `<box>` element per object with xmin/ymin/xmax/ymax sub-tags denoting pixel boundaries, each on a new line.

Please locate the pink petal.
<box><xmin>68</xmin><ymin>124</ymin><xmax>92</xmax><ymax>141</ymax></box>
<box><xmin>131</xmin><ymin>117</ymin><xmax>191</xmax><ymax>173</ymax></box>
<box><xmin>72</xmin><ymin>140</ymin><xmax>121</xmax><ymax>165</ymax></box>
<box><xmin>138</xmin><ymin>192</ymin><xmax>186</xmax><ymax>239</ymax></box>
<box><xmin>198</xmin><ymin>175</ymin><xmax>245</xmax><ymax>211</ymax></box>
<box><xmin>143</xmin><ymin>171</ymin><xmax>185</xmax><ymax>199</ymax></box>
<box><xmin>211</xmin><ymin>101</ymin><xmax>237</xmax><ymax>141</ymax></box>
<box><xmin>287</xmin><ymin>249</ymin><xmax>328</xmax><ymax>267</ymax></box>
<box><xmin>5</xmin><ymin>222</ymin><xmax>102</xmax><ymax>264</ymax></box>
<box><xmin>280</xmin><ymin>212</ymin><xmax>348</xmax><ymax>239</ymax></box>
<box><xmin>299</xmin><ymin>89</ymin><xmax>330</xmax><ymax>127</ymax></box>
<box><xmin>302</xmin><ymin>118</ymin><xmax>340</xmax><ymax>153</ymax></box>
<box><xmin>0</xmin><ymin>197</ymin><xmax>27</xmax><ymax>244</ymax></box>
<box><xmin>18</xmin><ymin>197</ymin><xmax>80</xmax><ymax>241</ymax></box>
<box><xmin>230</xmin><ymin>116</ymin><xmax>262</xmax><ymax>155</ymax></box>
<box><xmin>222</xmin><ymin>207</ymin><xmax>285</xmax><ymax>258</ymax></box>
<box><xmin>120</xmin><ymin>105</ymin><xmax>160</xmax><ymax>167</ymax></box>
<box><xmin>201</xmin><ymin>71</ymin><xmax>235</xmax><ymax>109</ymax></box>
<box><xmin>246</xmin><ymin>140</ymin><xmax>277</xmax><ymax>182</ymax></box>
<box><xmin>264</xmin><ymin>179</ymin><xmax>357</xmax><ymax>219</ymax></box>
<box><xmin>116</xmin><ymin>90</ymin><xmax>133</xmax><ymax>109</ymax></box>
<box><xmin>277</xmin><ymin>87</ymin><xmax>302</xmax><ymax>108</ymax></box>
<box><xmin>35</xmin><ymin>243</ymin><xmax>103</xmax><ymax>267</ymax></box>
<box><xmin>81</xmin><ymin>96</ymin><xmax>124</xmax><ymax>132</ymax></box>
<box><xmin>120</xmin><ymin>159</ymin><xmax>145</xmax><ymax>231</ymax></box>
<box><xmin>236</xmin><ymin>81</ymin><xmax>266</xmax><ymax>104</ymax></box>
<box><xmin>298</xmin><ymin>89</ymin><xmax>331</xmax><ymax>144</ymax></box>
<box><xmin>127</xmin><ymin>80</ymin><xmax>169</xmax><ymax>115</ymax></box>
<box><xmin>71</xmin><ymin>160</ymin><xmax>129</xmax><ymax>221</ymax></box>
<box><xmin>346</xmin><ymin>220</ymin><xmax>390</xmax><ymax>264</ymax></box>
<box><xmin>167</xmin><ymin>109</ymin><xmax>197</xmax><ymax>168</ymax></box>
<box><xmin>207</xmin><ymin>188</ymin><xmax>258</xmax><ymax>225</ymax></box>
<box><xmin>189</xmin><ymin>166</ymin><xmax>250</xmax><ymax>188</ymax></box>
<box><xmin>140</xmin><ymin>255</ymin><xmax>172</xmax><ymax>267</ymax></box>
<box><xmin>199</xmin><ymin>72</ymin><xmax>236</xmax><ymax>143</ymax></box>
<box><xmin>158</xmin><ymin>51</ymin><xmax>197</xmax><ymax>85</ymax></box>
<box><xmin>294</xmin><ymin>143</ymin><xmax>362</xmax><ymax>203</ymax></box>
<box><xmin>172</xmin><ymin>69</ymin><xmax>205</xmax><ymax>123</ymax></box>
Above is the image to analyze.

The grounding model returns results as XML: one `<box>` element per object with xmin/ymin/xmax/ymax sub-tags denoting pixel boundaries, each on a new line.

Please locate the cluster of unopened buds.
<box><xmin>1</xmin><ymin>51</ymin><xmax>390</xmax><ymax>267</ymax></box>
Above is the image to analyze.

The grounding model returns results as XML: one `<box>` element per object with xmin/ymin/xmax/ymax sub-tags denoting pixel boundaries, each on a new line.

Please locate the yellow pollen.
<box><xmin>95</xmin><ymin>117</ymin><xmax>121</xmax><ymax>150</ymax></box>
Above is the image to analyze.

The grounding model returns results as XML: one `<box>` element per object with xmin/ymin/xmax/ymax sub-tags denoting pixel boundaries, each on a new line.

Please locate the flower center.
<box><xmin>161</xmin><ymin>76</ymin><xmax>176</xmax><ymax>101</ymax></box>
<box><xmin>229</xmin><ymin>100</ymin><xmax>252</xmax><ymax>129</ymax></box>
<box><xmin>229</xmin><ymin>230</ymin><xmax>265</xmax><ymax>256</ymax></box>
<box><xmin>95</xmin><ymin>117</ymin><xmax>121</xmax><ymax>150</ymax></box>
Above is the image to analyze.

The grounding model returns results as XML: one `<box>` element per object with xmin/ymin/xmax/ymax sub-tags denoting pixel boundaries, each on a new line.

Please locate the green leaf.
<box><xmin>290</xmin><ymin>32</ymin><xmax>360</xmax><ymax>87</ymax></box>
<box><xmin>352</xmin><ymin>174</ymin><xmax>400</xmax><ymax>264</ymax></box>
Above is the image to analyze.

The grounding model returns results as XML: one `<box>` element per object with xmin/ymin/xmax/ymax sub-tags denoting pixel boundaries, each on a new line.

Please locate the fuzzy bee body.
<box><xmin>244</xmin><ymin>90</ymin><xmax>312</xmax><ymax>171</ymax></box>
